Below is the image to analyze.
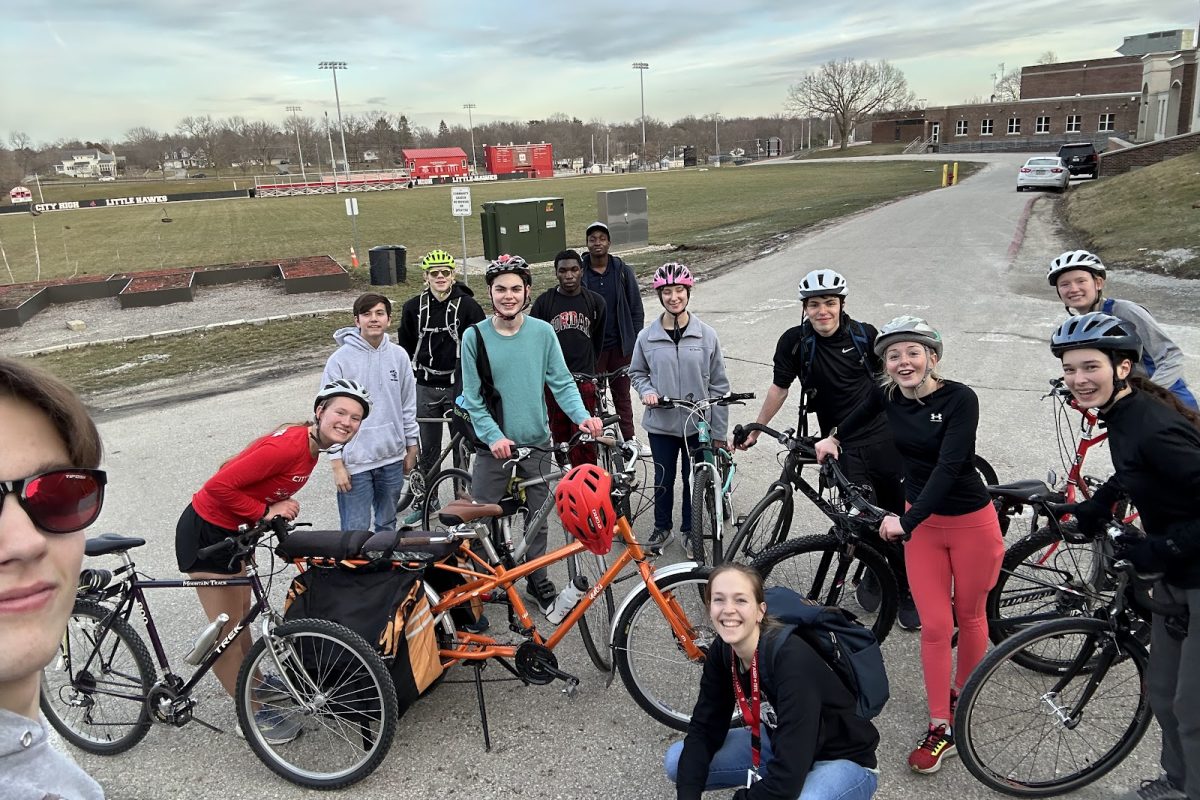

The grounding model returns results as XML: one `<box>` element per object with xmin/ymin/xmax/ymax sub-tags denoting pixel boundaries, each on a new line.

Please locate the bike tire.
<box><xmin>689</xmin><ymin>467</ymin><xmax>721</xmax><ymax>565</ymax></box>
<box><xmin>568</xmin><ymin>548</ymin><xmax>617</xmax><ymax>672</ymax></box>
<box><xmin>732</xmin><ymin>484</ymin><xmax>793</xmax><ymax>563</ymax></box>
<box><xmin>236</xmin><ymin>618</ymin><xmax>398</xmax><ymax>790</ymax></box>
<box><xmin>40</xmin><ymin>600</ymin><xmax>155</xmax><ymax>755</ymax></box>
<box><xmin>955</xmin><ymin>617</ymin><xmax>1151</xmax><ymax>797</ymax></box>
<box><xmin>973</xmin><ymin>454</ymin><xmax>999</xmax><ymax>486</ymax></box>
<box><xmin>750</xmin><ymin>534</ymin><xmax>898</xmax><ymax>642</ymax></box>
<box><xmin>986</xmin><ymin>526</ymin><xmax>1114</xmax><ymax>672</ymax></box>
<box><xmin>422</xmin><ymin>468</ymin><xmax>473</xmax><ymax>530</ymax></box>
<box><xmin>613</xmin><ymin>567</ymin><xmax>718</xmax><ymax>731</ymax></box>
<box><xmin>394</xmin><ymin>468</ymin><xmax>426</xmax><ymax>515</ymax></box>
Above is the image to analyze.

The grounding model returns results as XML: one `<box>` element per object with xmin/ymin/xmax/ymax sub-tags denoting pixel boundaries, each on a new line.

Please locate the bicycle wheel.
<box><xmin>568</xmin><ymin>547</ymin><xmax>617</xmax><ymax>671</ymax></box>
<box><xmin>394</xmin><ymin>468</ymin><xmax>426</xmax><ymax>515</ymax></box>
<box><xmin>973</xmin><ymin>454</ymin><xmax>999</xmax><ymax>486</ymax></box>
<box><xmin>956</xmin><ymin>617</ymin><xmax>1151</xmax><ymax>797</ymax></box>
<box><xmin>236</xmin><ymin>618</ymin><xmax>398</xmax><ymax>790</ymax></box>
<box><xmin>751</xmin><ymin>534</ymin><xmax>898</xmax><ymax>642</ymax></box>
<box><xmin>689</xmin><ymin>467</ymin><xmax>721</xmax><ymax>565</ymax></box>
<box><xmin>732</xmin><ymin>484</ymin><xmax>792</xmax><ymax>563</ymax></box>
<box><xmin>986</xmin><ymin>526</ymin><xmax>1113</xmax><ymax>671</ymax></box>
<box><xmin>40</xmin><ymin>600</ymin><xmax>155</xmax><ymax>755</ymax></box>
<box><xmin>613</xmin><ymin>567</ymin><xmax>717</xmax><ymax>731</ymax></box>
<box><xmin>422</xmin><ymin>468</ymin><xmax>473</xmax><ymax>529</ymax></box>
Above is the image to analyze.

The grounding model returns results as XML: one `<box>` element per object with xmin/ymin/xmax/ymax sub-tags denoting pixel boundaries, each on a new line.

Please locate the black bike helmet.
<box><xmin>484</xmin><ymin>254</ymin><xmax>532</xmax><ymax>286</ymax></box>
<box><xmin>1050</xmin><ymin>312</ymin><xmax>1142</xmax><ymax>360</ymax></box>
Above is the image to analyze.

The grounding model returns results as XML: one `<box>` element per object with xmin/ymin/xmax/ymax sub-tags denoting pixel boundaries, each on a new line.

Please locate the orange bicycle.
<box><xmin>399</xmin><ymin>429</ymin><xmax>717</xmax><ymax>749</ymax></box>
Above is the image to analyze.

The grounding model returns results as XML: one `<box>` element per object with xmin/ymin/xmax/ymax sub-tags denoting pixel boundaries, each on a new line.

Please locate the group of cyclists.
<box><xmin>152</xmin><ymin>235</ymin><xmax>1200</xmax><ymax>799</ymax></box>
<box><xmin>4</xmin><ymin>209</ymin><xmax>1197</xmax><ymax>800</ymax></box>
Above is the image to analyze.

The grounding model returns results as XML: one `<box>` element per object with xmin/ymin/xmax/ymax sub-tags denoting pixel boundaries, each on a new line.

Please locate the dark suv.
<box><xmin>1057</xmin><ymin>143</ymin><xmax>1099</xmax><ymax>179</ymax></box>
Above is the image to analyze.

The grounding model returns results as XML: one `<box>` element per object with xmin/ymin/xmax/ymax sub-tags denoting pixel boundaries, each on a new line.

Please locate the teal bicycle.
<box><xmin>654</xmin><ymin>392</ymin><xmax>755</xmax><ymax>565</ymax></box>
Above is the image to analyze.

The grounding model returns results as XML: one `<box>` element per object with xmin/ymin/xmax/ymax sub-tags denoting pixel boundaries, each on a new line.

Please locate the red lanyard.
<box><xmin>731</xmin><ymin>651</ymin><xmax>762</xmax><ymax>769</ymax></box>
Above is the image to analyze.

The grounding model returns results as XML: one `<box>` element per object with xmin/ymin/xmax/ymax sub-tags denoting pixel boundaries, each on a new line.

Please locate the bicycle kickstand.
<box><xmin>472</xmin><ymin>661</ymin><xmax>493</xmax><ymax>752</ymax></box>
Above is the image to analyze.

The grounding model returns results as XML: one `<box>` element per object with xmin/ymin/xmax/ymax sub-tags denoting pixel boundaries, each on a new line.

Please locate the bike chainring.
<box><xmin>147</xmin><ymin>677</ymin><xmax>194</xmax><ymax>726</ymax></box>
<box><xmin>514</xmin><ymin>642</ymin><xmax>558</xmax><ymax>685</ymax></box>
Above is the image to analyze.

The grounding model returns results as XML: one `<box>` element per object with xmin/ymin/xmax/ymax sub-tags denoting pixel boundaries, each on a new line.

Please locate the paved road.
<box><xmin>68</xmin><ymin>154</ymin><xmax>1197</xmax><ymax>799</ymax></box>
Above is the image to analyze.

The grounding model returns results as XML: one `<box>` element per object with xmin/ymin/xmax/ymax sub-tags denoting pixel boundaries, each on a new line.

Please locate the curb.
<box><xmin>1006</xmin><ymin>195</ymin><xmax>1039</xmax><ymax>264</ymax></box>
<box><xmin>17</xmin><ymin>307</ymin><xmax>345</xmax><ymax>357</ymax></box>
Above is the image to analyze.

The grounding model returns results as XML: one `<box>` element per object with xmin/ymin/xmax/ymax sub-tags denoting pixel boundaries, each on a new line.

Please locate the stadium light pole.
<box><xmin>632</xmin><ymin>62</ymin><xmax>649</xmax><ymax>167</ymax></box>
<box><xmin>318</xmin><ymin>61</ymin><xmax>351</xmax><ymax>178</ymax></box>
<box><xmin>713</xmin><ymin>112</ymin><xmax>721</xmax><ymax>167</ymax></box>
<box><xmin>286</xmin><ymin>105</ymin><xmax>308</xmax><ymax>183</ymax></box>
<box><xmin>463</xmin><ymin>103</ymin><xmax>478</xmax><ymax>174</ymax></box>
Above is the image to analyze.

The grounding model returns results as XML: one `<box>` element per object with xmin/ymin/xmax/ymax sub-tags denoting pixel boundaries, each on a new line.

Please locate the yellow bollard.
<box><xmin>952</xmin><ymin>162</ymin><xmax>959</xmax><ymax>186</ymax></box>
<box><xmin>941</xmin><ymin>164</ymin><xmax>949</xmax><ymax>187</ymax></box>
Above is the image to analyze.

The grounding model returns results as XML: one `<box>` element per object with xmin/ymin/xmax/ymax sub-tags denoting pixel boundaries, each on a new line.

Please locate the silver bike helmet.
<box><xmin>874</xmin><ymin>315</ymin><xmax>944</xmax><ymax>359</ymax></box>
<box><xmin>798</xmin><ymin>269</ymin><xmax>848</xmax><ymax>300</ymax></box>
<box><xmin>1047</xmin><ymin>250</ymin><xmax>1106</xmax><ymax>286</ymax></box>
<box><xmin>1050</xmin><ymin>312</ymin><xmax>1142</xmax><ymax>360</ymax></box>
<box><xmin>315</xmin><ymin>379</ymin><xmax>372</xmax><ymax>419</ymax></box>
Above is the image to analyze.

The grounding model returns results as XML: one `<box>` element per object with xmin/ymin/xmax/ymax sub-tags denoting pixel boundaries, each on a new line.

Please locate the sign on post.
<box><xmin>345</xmin><ymin>197</ymin><xmax>359</xmax><ymax>216</ymax></box>
<box><xmin>451</xmin><ymin>186</ymin><xmax>472</xmax><ymax>217</ymax></box>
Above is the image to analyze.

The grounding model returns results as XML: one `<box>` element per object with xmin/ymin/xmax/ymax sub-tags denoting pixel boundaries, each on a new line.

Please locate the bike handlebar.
<box><xmin>196</xmin><ymin>516</ymin><xmax>299</xmax><ymax>564</ymax></box>
<box><xmin>732</xmin><ymin>422</ymin><xmax>818</xmax><ymax>457</ymax></box>
<box><xmin>656</xmin><ymin>392</ymin><xmax>755</xmax><ymax>410</ymax></box>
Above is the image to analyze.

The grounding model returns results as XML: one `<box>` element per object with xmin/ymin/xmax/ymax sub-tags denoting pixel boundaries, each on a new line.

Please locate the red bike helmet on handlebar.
<box><xmin>555</xmin><ymin>464</ymin><xmax>616</xmax><ymax>555</ymax></box>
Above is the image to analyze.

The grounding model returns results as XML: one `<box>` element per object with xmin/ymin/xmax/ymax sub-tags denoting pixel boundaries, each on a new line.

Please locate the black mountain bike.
<box><xmin>41</xmin><ymin>518</ymin><xmax>397</xmax><ymax>789</ymax></box>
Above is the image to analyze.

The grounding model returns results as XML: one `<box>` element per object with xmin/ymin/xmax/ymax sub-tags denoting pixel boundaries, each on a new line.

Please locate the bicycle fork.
<box><xmin>1039</xmin><ymin>633</ymin><xmax>1111</xmax><ymax>730</ymax></box>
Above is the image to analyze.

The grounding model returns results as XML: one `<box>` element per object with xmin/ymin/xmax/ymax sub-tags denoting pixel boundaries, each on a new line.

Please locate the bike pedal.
<box><xmin>561</xmin><ymin>677</ymin><xmax>580</xmax><ymax>698</ymax></box>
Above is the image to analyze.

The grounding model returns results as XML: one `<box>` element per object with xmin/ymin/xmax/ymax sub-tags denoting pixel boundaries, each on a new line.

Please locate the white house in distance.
<box><xmin>53</xmin><ymin>149</ymin><xmax>124</xmax><ymax>178</ymax></box>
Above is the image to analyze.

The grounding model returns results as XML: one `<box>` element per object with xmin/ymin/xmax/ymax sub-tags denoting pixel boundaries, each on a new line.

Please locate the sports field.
<box><xmin>0</xmin><ymin>162</ymin><xmax>953</xmax><ymax>284</ymax></box>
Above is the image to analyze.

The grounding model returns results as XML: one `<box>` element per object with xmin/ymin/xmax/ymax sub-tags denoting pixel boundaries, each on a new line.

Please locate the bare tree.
<box><xmin>242</xmin><ymin>120</ymin><xmax>279</xmax><ymax>168</ymax></box>
<box><xmin>785</xmin><ymin>58</ymin><xmax>913</xmax><ymax>150</ymax></box>
<box><xmin>1037</xmin><ymin>51</ymin><xmax>1059</xmax><ymax>65</ymax></box>
<box><xmin>994</xmin><ymin>68</ymin><xmax>1022</xmax><ymax>101</ymax></box>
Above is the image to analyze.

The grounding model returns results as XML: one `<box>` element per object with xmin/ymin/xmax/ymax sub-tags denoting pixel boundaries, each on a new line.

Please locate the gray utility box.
<box><xmin>595</xmin><ymin>188</ymin><xmax>648</xmax><ymax>249</ymax></box>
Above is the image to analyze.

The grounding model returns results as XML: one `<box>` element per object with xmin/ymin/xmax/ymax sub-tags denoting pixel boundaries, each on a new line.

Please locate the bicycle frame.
<box><xmin>430</xmin><ymin>515</ymin><xmax>704</xmax><ymax>666</ymax></box>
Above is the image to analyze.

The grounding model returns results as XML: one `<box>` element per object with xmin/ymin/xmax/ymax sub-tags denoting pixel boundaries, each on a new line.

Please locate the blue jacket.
<box><xmin>581</xmin><ymin>252</ymin><xmax>644</xmax><ymax>357</ymax></box>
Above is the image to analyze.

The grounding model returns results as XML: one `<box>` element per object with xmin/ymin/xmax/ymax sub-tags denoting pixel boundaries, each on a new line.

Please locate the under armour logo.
<box><xmin>930</xmin><ymin>413</ymin><xmax>943</xmax><ymax>422</ymax></box>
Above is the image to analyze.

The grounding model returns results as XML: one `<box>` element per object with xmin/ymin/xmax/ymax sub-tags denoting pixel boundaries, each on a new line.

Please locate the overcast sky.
<box><xmin>2</xmin><ymin>0</ymin><xmax>1196</xmax><ymax>144</ymax></box>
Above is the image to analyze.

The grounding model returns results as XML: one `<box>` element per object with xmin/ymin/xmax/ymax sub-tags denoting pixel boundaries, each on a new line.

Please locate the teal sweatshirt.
<box><xmin>460</xmin><ymin>316</ymin><xmax>588</xmax><ymax>446</ymax></box>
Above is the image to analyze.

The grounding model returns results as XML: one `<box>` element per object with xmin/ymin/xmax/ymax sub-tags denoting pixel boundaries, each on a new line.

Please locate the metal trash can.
<box><xmin>368</xmin><ymin>245</ymin><xmax>407</xmax><ymax>285</ymax></box>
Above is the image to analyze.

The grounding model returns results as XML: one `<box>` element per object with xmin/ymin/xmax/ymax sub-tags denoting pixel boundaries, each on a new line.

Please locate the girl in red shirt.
<box><xmin>174</xmin><ymin>380</ymin><xmax>370</xmax><ymax>716</ymax></box>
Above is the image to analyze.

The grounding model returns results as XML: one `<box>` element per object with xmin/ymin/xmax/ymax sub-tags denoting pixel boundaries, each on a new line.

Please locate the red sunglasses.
<box><xmin>0</xmin><ymin>468</ymin><xmax>107</xmax><ymax>534</ymax></box>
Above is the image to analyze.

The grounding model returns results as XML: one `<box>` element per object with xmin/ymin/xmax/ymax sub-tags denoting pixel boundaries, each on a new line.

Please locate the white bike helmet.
<box><xmin>315</xmin><ymin>379</ymin><xmax>371</xmax><ymax>419</ymax></box>
<box><xmin>874</xmin><ymin>316</ymin><xmax>944</xmax><ymax>359</ymax></box>
<box><xmin>798</xmin><ymin>269</ymin><xmax>848</xmax><ymax>300</ymax></box>
<box><xmin>1047</xmin><ymin>250</ymin><xmax>1106</xmax><ymax>286</ymax></box>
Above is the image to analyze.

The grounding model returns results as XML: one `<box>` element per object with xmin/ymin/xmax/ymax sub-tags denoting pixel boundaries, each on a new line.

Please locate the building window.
<box><xmin>1066</xmin><ymin>114</ymin><xmax>1082</xmax><ymax>133</ymax></box>
<box><xmin>1099</xmin><ymin>113</ymin><xmax>1115</xmax><ymax>132</ymax></box>
<box><xmin>955</xmin><ymin>120</ymin><xmax>968</xmax><ymax>136</ymax></box>
<box><xmin>1007</xmin><ymin>117</ymin><xmax>1021</xmax><ymax>134</ymax></box>
<box><xmin>1035</xmin><ymin>116</ymin><xmax>1050</xmax><ymax>134</ymax></box>
<box><xmin>980</xmin><ymin>119</ymin><xmax>994</xmax><ymax>136</ymax></box>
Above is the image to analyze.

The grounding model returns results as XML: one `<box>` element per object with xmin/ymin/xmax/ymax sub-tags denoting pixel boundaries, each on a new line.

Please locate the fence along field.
<box><xmin>0</xmin><ymin>163</ymin><xmax>946</xmax><ymax>284</ymax></box>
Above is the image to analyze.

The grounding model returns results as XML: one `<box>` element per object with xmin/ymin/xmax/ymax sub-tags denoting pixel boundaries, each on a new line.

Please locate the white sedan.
<box><xmin>1016</xmin><ymin>157</ymin><xmax>1070</xmax><ymax>193</ymax></box>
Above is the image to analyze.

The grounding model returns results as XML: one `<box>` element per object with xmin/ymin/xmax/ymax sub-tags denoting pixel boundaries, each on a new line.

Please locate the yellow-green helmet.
<box><xmin>420</xmin><ymin>249</ymin><xmax>457</xmax><ymax>271</ymax></box>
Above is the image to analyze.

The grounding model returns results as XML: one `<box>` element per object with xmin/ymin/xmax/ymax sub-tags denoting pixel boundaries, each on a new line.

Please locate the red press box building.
<box><xmin>483</xmin><ymin>143</ymin><xmax>554</xmax><ymax>178</ymax></box>
<box><xmin>402</xmin><ymin>147</ymin><xmax>469</xmax><ymax>179</ymax></box>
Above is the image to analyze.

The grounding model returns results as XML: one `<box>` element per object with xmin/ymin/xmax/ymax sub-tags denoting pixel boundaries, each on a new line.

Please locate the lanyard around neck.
<box><xmin>731</xmin><ymin>651</ymin><xmax>761</xmax><ymax>769</ymax></box>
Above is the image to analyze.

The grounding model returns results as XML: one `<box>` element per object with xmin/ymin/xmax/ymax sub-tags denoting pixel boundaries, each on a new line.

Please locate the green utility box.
<box><xmin>480</xmin><ymin>197</ymin><xmax>566</xmax><ymax>263</ymax></box>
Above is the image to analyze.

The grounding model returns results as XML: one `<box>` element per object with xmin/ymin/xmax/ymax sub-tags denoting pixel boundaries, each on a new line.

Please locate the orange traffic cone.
<box><xmin>350</xmin><ymin>246</ymin><xmax>359</xmax><ymax>268</ymax></box>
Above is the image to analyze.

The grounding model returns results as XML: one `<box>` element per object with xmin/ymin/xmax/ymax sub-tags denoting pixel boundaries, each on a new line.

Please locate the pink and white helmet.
<box><xmin>652</xmin><ymin>262</ymin><xmax>695</xmax><ymax>289</ymax></box>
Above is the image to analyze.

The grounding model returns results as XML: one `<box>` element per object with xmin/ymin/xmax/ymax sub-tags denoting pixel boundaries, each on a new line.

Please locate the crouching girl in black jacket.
<box><xmin>664</xmin><ymin>564</ymin><xmax>880</xmax><ymax>800</ymax></box>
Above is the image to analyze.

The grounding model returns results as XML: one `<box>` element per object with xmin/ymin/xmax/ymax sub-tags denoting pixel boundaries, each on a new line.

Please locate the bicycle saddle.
<box><xmin>987</xmin><ymin>480</ymin><xmax>1052</xmax><ymax>503</ymax></box>
<box><xmin>439</xmin><ymin>498</ymin><xmax>503</xmax><ymax>525</ymax></box>
<box><xmin>85</xmin><ymin>533</ymin><xmax>147</xmax><ymax>557</ymax></box>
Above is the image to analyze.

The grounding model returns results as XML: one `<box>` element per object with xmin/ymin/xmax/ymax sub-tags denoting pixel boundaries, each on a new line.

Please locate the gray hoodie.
<box><xmin>629</xmin><ymin>313</ymin><xmax>731</xmax><ymax>439</ymax></box>
<box><xmin>321</xmin><ymin>327</ymin><xmax>419</xmax><ymax>475</ymax></box>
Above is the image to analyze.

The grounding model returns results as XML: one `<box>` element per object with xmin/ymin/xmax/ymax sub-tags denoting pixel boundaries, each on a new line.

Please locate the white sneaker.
<box><xmin>629</xmin><ymin>438</ymin><xmax>653</xmax><ymax>459</ymax></box>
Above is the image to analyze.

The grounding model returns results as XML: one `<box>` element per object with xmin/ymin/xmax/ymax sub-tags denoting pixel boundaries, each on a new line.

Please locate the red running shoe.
<box><xmin>909</xmin><ymin>724</ymin><xmax>957</xmax><ymax>774</ymax></box>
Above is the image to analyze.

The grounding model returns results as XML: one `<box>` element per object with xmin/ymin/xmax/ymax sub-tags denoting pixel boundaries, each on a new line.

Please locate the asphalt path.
<box><xmin>68</xmin><ymin>153</ymin><xmax>1197</xmax><ymax>799</ymax></box>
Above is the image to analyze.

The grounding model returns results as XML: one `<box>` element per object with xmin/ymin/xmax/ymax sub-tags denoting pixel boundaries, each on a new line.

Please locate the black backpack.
<box><xmin>792</xmin><ymin>317</ymin><xmax>873</xmax><ymax>436</ymax></box>
<box><xmin>760</xmin><ymin>586</ymin><xmax>889</xmax><ymax>719</ymax></box>
<box><xmin>450</xmin><ymin>322</ymin><xmax>503</xmax><ymax>451</ymax></box>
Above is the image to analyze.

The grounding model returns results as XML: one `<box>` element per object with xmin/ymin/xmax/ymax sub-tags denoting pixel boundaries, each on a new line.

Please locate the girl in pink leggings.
<box><xmin>816</xmin><ymin>315</ymin><xmax>1003</xmax><ymax>775</ymax></box>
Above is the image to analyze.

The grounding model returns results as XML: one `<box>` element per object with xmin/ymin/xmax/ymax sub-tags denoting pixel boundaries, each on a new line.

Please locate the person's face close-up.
<box><xmin>708</xmin><ymin>571</ymin><xmax>764</xmax><ymax>649</ymax></box>
<box><xmin>555</xmin><ymin>260</ymin><xmax>582</xmax><ymax>294</ymax></box>
<box><xmin>884</xmin><ymin>341</ymin><xmax>933</xmax><ymax>390</ymax></box>
<box><xmin>803</xmin><ymin>296</ymin><xmax>842</xmax><ymax>336</ymax></box>
<box><xmin>660</xmin><ymin>284</ymin><xmax>689</xmax><ymax>315</ymax></box>
<box><xmin>1055</xmin><ymin>270</ymin><xmax>1103</xmax><ymax>312</ymax></box>
<box><xmin>317</xmin><ymin>396</ymin><xmax>365</xmax><ymax>444</ymax></box>
<box><xmin>1061</xmin><ymin>348</ymin><xmax>1126</xmax><ymax>409</ymax></box>
<box><xmin>425</xmin><ymin>266</ymin><xmax>455</xmax><ymax>294</ymax></box>
<box><xmin>586</xmin><ymin>231</ymin><xmax>610</xmax><ymax>259</ymax></box>
<box><xmin>490</xmin><ymin>273</ymin><xmax>528</xmax><ymax>316</ymax></box>
<box><xmin>0</xmin><ymin>395</ymin><xmax>87</xmax><ymax>712</ymax></box>
<box><xmin>354</xmin><ymin>302</ymin><xmax>391</xmax><ymax>344</ymax></box>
